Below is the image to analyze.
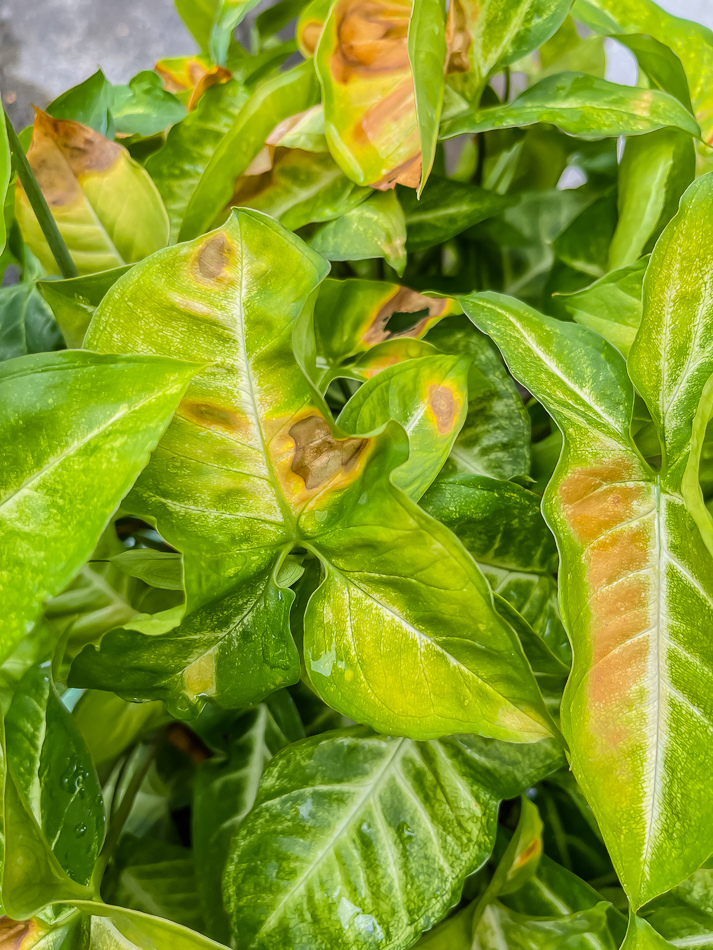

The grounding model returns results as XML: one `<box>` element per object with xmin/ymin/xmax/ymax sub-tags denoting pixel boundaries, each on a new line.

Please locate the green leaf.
<box><xmin>553</xmin><ymin>190</ymin><xmax>618</xmax><ymax>279</ymax></box>
<box><xmin>224</xmin><ymin>727</ymin><xmax>563</xmax><ymax>950</ymax></box>
<box><xmin>146</xmin><ymin>79</ymin><xmax>249</xmax><ymax>244</ymax></box>
<box><xmin>0</xmin><ymin>350</ymin><xmax>196</xmax><ymax>663</ymax></box>
<box><xmin>473</xmin><ymin>901</ymin><xmax>615</xmax><ymax>949</ymax></box>
<box><xmin>110</xmin><ymin>71</ymin><xmax>187</xmax><ymax>137</ymax></box>
<box><xmin>642</xmin><ymin>865</ymin><xmax>713</xmax><ymax>946</ymax></box>
<box><xmin>228</xmin><ymin>149</ymin><xmax>370</xmax><ymax>231</ymax></box>
<box><xmin>71</xmin><ymin>901</ymin><xmax>229</xmax><ymax>949</ymax></box>
<box><xmin>179</xmin><ymin>61</ymin><xmax>320</xmax><ymax>241</ymax></box>
<box><xmin>109</xmin><ymin>836</ymin><xmax>203</xmax><ymax>933</ymax></box>
<box><xmin>441</xmin><ymin>72</ymin><xmax>701</xmax><ymax>141</ymax></box>
<box><xmin>408</xmin><ymin>0</ymin><xmax>448</xmax><ymax>192</ymax></box>
<box><xmin>312</xmin><ymin>277</ymin><xmax>455</xmax><ymax>389</ymax></box>
<box><xmin>612</xmin><ymin>34</ymin><xmax>693</xmax><ymax>111</ymax></box>
<box><xmin>399</xmin><ymin>177</ymin><xmax>515</xmax><ymax>251</ymax></box>
<box><xmin>105</xmin><ymin>550</ymin><xmax>183</xmax><ymax>591</ymax></box>
<box><xmin>303</xmin><ymin>425</ymin><xmax>556</xmax><ymax>741</ymax></box>
<box><xmin>447</xmin><ymin>0</ymin><xmax>573</xmax><ymax>103</ymax></box>
<box><xmin>427</xmin><ymin>316</ymin><xmax>531</xmax><ymax>481</ymax></box>
<box><xmin>70</xmin><ymin>211</ymin><xmax>553</xmax><ymax>742</ymax></box>
<box><xmin>175</xmin><ymin>0</ymin><xmax>220</xmax><ymax>52</ymax></box>
<box><xmin>338</xmin><ymin>354</ymin><xmax>469</xmax><ymax>500</ymax></box>
<box><xmin>462</xmin><ymin>225</ymin><xmax>713</xmax><ymax>907</ymax></box>
<box><xmin>0</xmin><ymin>108</ymin><xmax>11</xmax><ymax>256</ymax></box>
<box><xmin>16</xmin><ymin>111</ymin><xmax>169</xmax><ymax>276</ymax></box>
<box><xmin>47</xmin><ymin>69</ymin><xmax>116</xmax><ymax>137</ymax></box>
<box><xmin>5</xmin><ymin>664</ymin><xmax>105</xmax><ymax>888</ymax></box>
<box><xmin>620</xmin><ymin>915</ymin><xmax>676</xmax><ymax>950</ymax></box>
<box><xmin>573</xmin><ymin>0</ymin><xmax>713</xmax><ymax>143</ymax></box>
<box><xmin>38</xmin><ymin>266</ymin><xmax>132</xmax><ymax>349</ymax></box>
<box><xmin>309</xmin><ymin>190</ymin><xmax>408</xmax><ymax>277</ymax></box>
<box><xmin>47</xmin><ymin>69</ymin><xmax>186</xmax><ymax>139</ymax></box>
<box><xmin>210</xmin><ymin>0</ymin><xmax>263</xmax><ymax>66</ymax></box>
<box><xmin>0</xmin><ymin>281</ymin><xmax>64</xmax><ymax>361</ymax></box>
<box><xmin>193</xmin><ymin>702</ymin><xmax>296</xmax><ymax>942</ymax></box>
<box><xmin>73</xmin><ymin>691</ymin><xmax>165</xmax><ymax>772</ymax></box>
<box><xmin>558</xmin><ymin>259</ymin><xmax>645</xmax><ymax>357</ymax></box>
<box><xmin>609</xmin><ymin>130</ymin><xmax>695</xmax><ymax>270</ymax></box>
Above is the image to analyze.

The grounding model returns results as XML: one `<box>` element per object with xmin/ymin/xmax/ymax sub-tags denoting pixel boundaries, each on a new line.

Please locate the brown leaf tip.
<box><xmin>290</xmin><ymin>415</ymin><xmax>367</xmax><ymax>489</ymax></box>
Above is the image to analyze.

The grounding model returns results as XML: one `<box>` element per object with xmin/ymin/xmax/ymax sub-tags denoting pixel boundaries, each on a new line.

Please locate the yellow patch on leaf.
<box><xmin>155</xmin><ymin>55</ymin><xmax>232</xmax><ymax>110</ymax></box>
<box><xmin>361</xmin><ymin>286</ymin><xmax>454</xmax><ymax>346</ymax></box>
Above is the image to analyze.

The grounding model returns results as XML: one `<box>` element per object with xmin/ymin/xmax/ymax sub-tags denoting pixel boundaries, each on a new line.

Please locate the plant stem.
<box><xmin>4</xmin><ymin>110</ymin><xmax>78</xmax><ymax>279</ymax></box>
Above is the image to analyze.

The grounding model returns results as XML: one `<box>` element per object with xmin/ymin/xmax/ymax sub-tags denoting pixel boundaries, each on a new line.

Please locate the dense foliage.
<box><xmin>2</xmin><ymin>0</ymin><xmax>713</xmax><ymax>946</ymax></box>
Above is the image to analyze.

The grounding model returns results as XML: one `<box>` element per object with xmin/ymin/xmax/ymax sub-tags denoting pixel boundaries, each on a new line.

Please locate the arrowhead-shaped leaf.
<box><xmin>0</xmin><ymin>350</ymin><xmax>196</xmax><ymax>663</ymax></box>
<box><xmin>462</xmin><ymin>173</ymin><xmax>713</xmax><ymax>908</ymax></box>
<box><xmin>224</xmin><ymin>727</ymin><xmax>563</xmax><ymax>950</ymax></box>
<box><xmin>15</xmin><ymin>111</ymin><xmax>169</xmax><ymax>275</ymax></box>
<box><xmin>71</xmin><ymin>210</ymin><xmax>554</xmax><ymax>742</ymax></box>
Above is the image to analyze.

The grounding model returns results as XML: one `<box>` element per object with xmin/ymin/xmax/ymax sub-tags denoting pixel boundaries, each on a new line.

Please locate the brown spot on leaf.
<box><xmin>300</xmin><ymin>19</ymin><xmax>325</xmax><ymax>55</ymax></box>
<box><xmin>428</xmin><ymin>384</ymin><xmax>457</xmax><ymax>433</ymax></box>
<box><xmin>194</xmin><ymin>233</ymin><xmax>232</xmax><ymax>283</ymax></box>
<box><xmin>179</xmin><ymin>401</ymin><xmax>242</xmax><ymax>433</ymax></box>
<box><xmin>155</xmin><ymin>58</ymin><xmax>231</xmax><ymax>110</ymax></box>
<box><xmin>330</xmin><ymin>0</ymin><xmax>411</xmax><ymax>83</ymax></box>
<box><xmin>445</xmin><ymin>0</ymin><xmax>473</xmax><ymax>73</ymax></box>
<box><xmin>362</xmin><ymin>287</ymin><xmax>451</xmax><ymax>346</ymax></box>
<box><xmin>19</xmin><ymin>109</ymin><xmax>121</xmax><ymax>208</ymax></box>
<box><xmin>290</xmin><ymin>415</ymin><xmax>367</xmax><ymax>489</ymax></box>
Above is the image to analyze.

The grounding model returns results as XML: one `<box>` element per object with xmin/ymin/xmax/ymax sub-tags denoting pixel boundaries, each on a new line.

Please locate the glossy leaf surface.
<box><xmin>609</xmin><ymin>130</ymin><xmax>695</xmax><ymax>270</ymax></box>
<box><xmin>193</xmin><ymin>702</ymin><xmax>295</xmax><ymax>942</ymax></box>
<box><xmin>5</xmin><ymin>665</ymin><xmax>105</xmax><ymax>888</ymax></box>
<box><xmin>0</xmin><ymin>350</ymin><xmax>195</xmax><ymax>663</ymax></box>
<box><xmin>72</xmin><ymin>902</ymin><xmax>228</xmax><ymax>949</ymax></box>
<box><xmin>224</xmin><ymin>727</ymin><xmax>563</xmax><ymax>950</ymax></box>
<box><xmin>338</xmin><ymin>354</ymin><xmax>469</xmax><ymax>499</ymax></box>
<box><xmin>38</xmin><ymin>266</ymin><xmax>130</xmax><ymax>348</ymax></box>
<box><xmin>179</xmin><ymin>62</ymin><xmax>319</xmax><ymax>241</ymax></box>
<box><xmin>72</xmin><ymin>211</ymin><xmax>553</xmax><ymax>742</ymax></box>
<box><xmin>462</xmin><ymin>201</ymin><xmax>713</xmax><ymax>906</ymax></box>
<box><xmin>314</xmin><ymin>0</ymin><xmax>447</xmax><ymax>190</ymax></box>
<box><xmin>15</xmin><ymin>111</ymin><xmax>169</xmax><ymax>275</ymax></box>
<box><xmin>559</xmin><ymin>259</ymin><xmax>645</xmax><ymax>357</ymax></box>
<box><xmin>441</xmin><ymin>73</ymin><xmax>701</xmax><ymax>141</ymax></box>
<box><xmin>447</xmin><ymin>0</ymin><xmax>573</xmax><ymax>102</ymax></box>
<box><xmin>309</xmin><ymin>190</ymin><xmax>408</xmax><ymax>276</ymax></box>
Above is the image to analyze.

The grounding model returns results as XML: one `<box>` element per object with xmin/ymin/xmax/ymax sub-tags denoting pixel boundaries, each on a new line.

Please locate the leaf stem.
<box><xmin>4</xmin><ymin>110</ymin><xmax>78</xmax><ymax>279</ymax></box>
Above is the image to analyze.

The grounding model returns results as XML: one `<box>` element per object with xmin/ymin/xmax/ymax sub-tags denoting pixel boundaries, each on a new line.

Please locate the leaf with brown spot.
<box><xmin>462</xmin><ymin>248</ymin><xmax>713</xmax><ymax>908</ymax></box>
<box><xmin>312</xmin><ymin>275</ymin><xmax>458</xmax><ymax>389</ymax></box>
<box><xmin>69</xmin><ymin>210</ymin><xmax>555</xmax><ymax>743</ymax></box>
<box><xmin>155</xmin><ymin>55</ymin><xmax>232</xmax><ymax>110</ymax></box>
<box><xmin>445</xmin><ymin>0</ymin><xmax>573</xmax><ymax>104</ymax></box>
<box><xmin>314</xmin><ymin>0</ymin><xmax>448</xmax><ymax>191</ymax></box>
<box><xmin>338</xmin><ymin>353</ymin><xmax>469</xmax><ymax>499</ymax></box>
<box><xmin>226</xmin><ymin>147</ymin><xmax>371</xmax><ymax>232</ymax></box>
<box><xmin>15</xmin><ymin>110</ymin><xmax>169</xmax><ymax>276</ymax></box>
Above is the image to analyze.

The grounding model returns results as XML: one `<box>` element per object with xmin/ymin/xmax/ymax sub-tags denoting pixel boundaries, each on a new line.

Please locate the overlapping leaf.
<box><xmin>314</xmin><ymin>0</ymin><xmax>448</xmax><ymax>190</ymax></box>
<box><xmin>224</xmin><ymin>726</ymin><xmax>563</xmax><ymax>950</ymax></box>
<box><xmin>70</xmin><ymin>210</ymin><xmax>553</xmax><ymax>743</ymax></box>
<box><xmin>441</xmin><ymin>72</ymin><xmax>701</xmax><ymax>141</ymax></box>
<box><xmin>15</xmin><ymin>111</ymin><xmax>169</xmax><ymax>275</ymax></box>
<box><xmin>0</xmin><ymin>350</ymin><xmax>196</xmax><ymax>663</ymax></box>
<box><xmin>462</xmin><ymin>175</ymin><xmax>713</xmax><ymax>907</ymax></box>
